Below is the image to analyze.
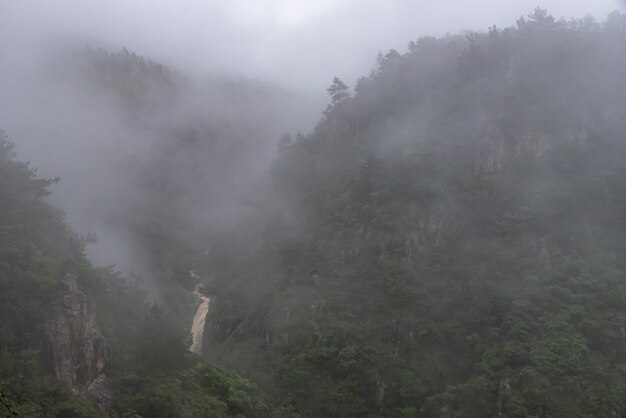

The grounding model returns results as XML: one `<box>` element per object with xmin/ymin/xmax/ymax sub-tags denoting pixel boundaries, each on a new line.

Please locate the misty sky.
<box><xmin>3</xmin><ymin>0</ymin><xmax>623</xmax><ymax>93</ymax></box>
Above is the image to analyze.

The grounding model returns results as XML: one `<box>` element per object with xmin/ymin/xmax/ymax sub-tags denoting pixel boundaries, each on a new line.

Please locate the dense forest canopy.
<box><xmin>2</xmin><ymin>7</ymin><xmax>626</xmax><ymax>418</ymax></box>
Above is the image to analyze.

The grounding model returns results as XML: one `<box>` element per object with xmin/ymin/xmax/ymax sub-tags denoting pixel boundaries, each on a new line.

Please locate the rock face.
<box><xmin>496</xmin><ymin>379</ymin><xmax>512</xmax><ymax>416</ymax></box>
<box><xmin>43</xmin><ymin>274</ymin><xmax>111</xmax><ymax>407</ymax></box>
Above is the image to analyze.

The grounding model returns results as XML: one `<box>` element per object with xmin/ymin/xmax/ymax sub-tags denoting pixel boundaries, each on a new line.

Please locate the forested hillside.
<box><xmin>0</xmin><ymin>132</ymin><xmax>286</xmax><ymax>417</ymax></box>
<box><xmin>200</xmin><ymin>9</ymin><xmax>626</xmax><ymax>417</ymax></box>
<box><xmin>4</xmin><ymin>7</ymin><xmax>626</xmax><ymax>418</ymax></box>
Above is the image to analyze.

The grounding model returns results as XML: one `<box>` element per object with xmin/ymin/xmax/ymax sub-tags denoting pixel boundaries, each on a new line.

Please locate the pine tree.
<box><xmin>327</xmin><ymin>76</ymin><xmax>350</xmax><ymax>105</ymax></box>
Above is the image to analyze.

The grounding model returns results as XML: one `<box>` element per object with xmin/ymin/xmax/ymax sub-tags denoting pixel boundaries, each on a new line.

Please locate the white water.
<box><xmin>190</xmin><ymin>284</ymin><xmax>210</xmax><ymax>354</ymax></box>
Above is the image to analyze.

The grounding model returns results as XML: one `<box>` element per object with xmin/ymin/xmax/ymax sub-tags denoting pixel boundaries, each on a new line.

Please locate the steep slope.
<box><xmin>202</xmin><ymin>10</ymin><xmax>626</xmax><ymax>417</ymax></box>
<box><xmin>3</xmin><ymin>46</ymin><xmax>318</xmax><ymax>302</ymax></box>
<box><xmin>5</xmin><ymin>8</ymin><xmax>626</xmax><ymax>418</ymax></box>
<box><xmin>0</xmin><ymin>131</ymin><xmax>115</xmax><ymax>416</ymax></box>
<box><xmin>0</xmin><ymin>132</ymin><xmax>282</xmax><ymax>418</ymax></box>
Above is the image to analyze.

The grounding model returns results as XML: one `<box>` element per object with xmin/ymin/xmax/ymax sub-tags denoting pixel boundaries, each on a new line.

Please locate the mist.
<box><xmin>3</xmin><ymin>0</ymin><xmax>626</xmax><ymax>416</ymax></box>
<box><xmin>3</xmin><ymin>0</ymin><xmax>621</xmax><ymax>92</ymax></box>
<box><xmin>2</xmin><ymin>2</ymin><xmax>621</xmax><ymax>282</ymax></box>
<box><xmin>0</xmin><ymin>48</ymin><xmax>318</xmax><ymax>298</ymax></box>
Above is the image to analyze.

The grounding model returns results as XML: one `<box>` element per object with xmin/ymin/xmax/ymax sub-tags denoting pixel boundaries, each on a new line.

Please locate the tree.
<box><xmin>324</xmin><ymin>77</ymin><xmax>351</xmax><ymax>116</ymax></box>
<box><xmin>605</xmin><ymin>11</ymin><xmax>626</xmax><ymax>31</ymax></box>
<box><xmin>517</xmin><ymin>7</ymin><xmax>557</xmax><ymax>30</ymax></box>
<box><xmin>327</xmin><ymin>76</ymin><xmax>350</xmax><ymax>105</ymax></box>
<box><xmin>0</xmin><ymin>390</ymin><xmax>17</xmax><ymax>416</ymax></box>
<box><xmin>528</xmin><ymin>7</ymin><xmax>554</xmax><ymax>24</ymax></box>
<box><xmin>278</xmin><ymin>133</ymin><xmax>293</xmax><ymax>153</ymax></box>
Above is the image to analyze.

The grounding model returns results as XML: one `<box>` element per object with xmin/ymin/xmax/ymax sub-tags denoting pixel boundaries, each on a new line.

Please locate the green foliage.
<box><xmin>204</xmin><ymin>10</ymin><xmax>626</xmax><ymax>417</ymax></box>
<box><xmin>6</xmin><ymin>8</ymin><xmax>626</xmax><ymax>417</ymax></box>
<box><xmin>114</xmin><ymin>363</ymin><xmax>270</xmax><ymax>418</ymax></box>
<box><xmin>0</xmin><ymin>390</ymin><xmax>17</xmax><ymax>417</ymax></box>
<box><xmin>0</xmin><ymin>131</ymin><xmax>280</xmax><ymax>417</ymax></box>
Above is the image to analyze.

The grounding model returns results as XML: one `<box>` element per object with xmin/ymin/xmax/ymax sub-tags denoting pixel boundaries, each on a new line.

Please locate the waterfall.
<box><xmin>190</xmin><ymin>285</ymin><xmax>210</xmax><ymax>354</ymax></box>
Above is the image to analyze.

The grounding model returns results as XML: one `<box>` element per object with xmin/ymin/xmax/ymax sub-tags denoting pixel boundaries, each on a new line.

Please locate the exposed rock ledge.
<box><xmin>43</xmin><ymin>274</ymin><xmax>112</xmax><ymax>409</ymax></box>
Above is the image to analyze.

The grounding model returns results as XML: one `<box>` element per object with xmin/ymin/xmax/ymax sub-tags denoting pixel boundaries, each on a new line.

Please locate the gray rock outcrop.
<box><xmin>43</xmin><ymin>274</ymin><xmax>112</xmax><ymax>408</ymax></box>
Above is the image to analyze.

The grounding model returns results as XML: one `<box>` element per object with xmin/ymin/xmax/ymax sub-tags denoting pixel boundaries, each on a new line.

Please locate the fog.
<box><xmin>0</xmin><ymin>46</ymin><xmax>317</xmax><ymax>297</ymax></box>
<box><xmin>0</xmin><ymin>0</ymin><xmax>623</xmax><ymax>293</ymax></box>
<box><xmin>3</xmin><ymin>1</ymin><xmax>621</xmax><ymax>91</ymax></box>
<box><xmin>3</xmin><ymin>1</ymin><xmax>626</xmax><ymax>414</ymax></box>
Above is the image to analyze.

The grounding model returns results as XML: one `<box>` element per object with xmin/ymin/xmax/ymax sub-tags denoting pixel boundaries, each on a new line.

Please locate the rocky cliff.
<box><xmin>43</xmin><ymin>274</ymin><xmax>112</xmax><ymax>408</ymax></box>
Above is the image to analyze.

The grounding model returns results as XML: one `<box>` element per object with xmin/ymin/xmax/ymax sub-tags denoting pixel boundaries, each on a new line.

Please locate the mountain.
<box><xmin>0</xmin><ymin>134</ymin><xmax>282</xmax><ymax>417</ymax></box>
<box><xmin>2</xmin><ymin>45</ymin><xmax>318</xmax><ymax>300</ymax></box>
<box><xmin>4</xmin><ymin>7</ymin><xmax>626</xmax><ymax>418</ymax></box>
<box><xmin>199</xmin><ymin>9</ymin><xmax>626</xmax><ymax>417</ymax></box>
